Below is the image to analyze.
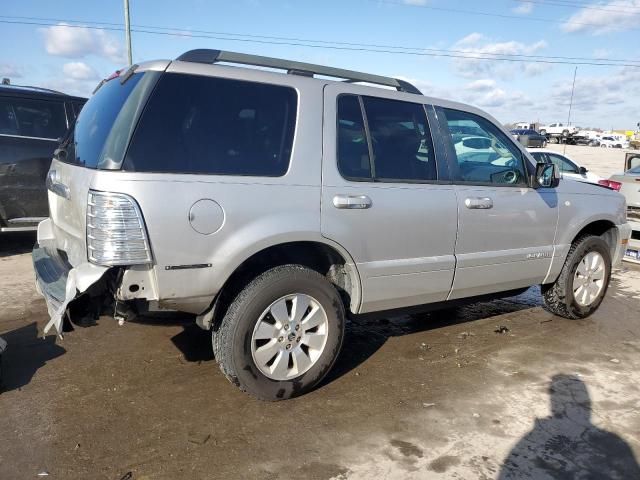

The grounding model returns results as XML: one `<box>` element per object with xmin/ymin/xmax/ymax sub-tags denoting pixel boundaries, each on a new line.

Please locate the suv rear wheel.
<box><xmin>214</xmin><ymin>265</ymin><xmax>345</xmax><ymax>400</ymax></box>
<box><xmin>541</xmin><ymin>235</ymin><xmax>611</xmax><ymax>319</ymax></box>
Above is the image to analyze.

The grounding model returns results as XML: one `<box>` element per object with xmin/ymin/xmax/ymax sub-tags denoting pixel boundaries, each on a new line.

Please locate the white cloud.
<box><xmin>40</xmin><ymin>23</ymin><xmax>125</xmax><ymax>63</ymax></box>
<box><xmin>401</xmin><ymin>0</ymin><xmax>429</xmax><ymax>5</ymax></box>
<box><xmin>562</xmin><ymin>0</ymin><xmax>640</xmax><ymax>35</ymax></box>
<box><xmin>512</xmin><ymin>1</ymin><xmax>534</xmax><ymax>14</ymax></box>
<box><xmin>450</xmin><ymin>33</ymin><xmax>550</xmax><ymax>79</ymax></box>
<box><xmin>62</xmin><ymin>62</ymin><xmax>99</xmax><ymax>81</ymax></box>
<box><xmin>0</xmin><ymin>63</ymin><xmax>25</xmax><ymax>79</ymax></box>
<box><xmin>464</xmin><ymin>79</ymin><xmax>497</xmax><ymax>91</ymax></box>
<box><xmin>592</xmin><ymin>48</ymin><xmax>611</xmax><ymax>58</ymax></box>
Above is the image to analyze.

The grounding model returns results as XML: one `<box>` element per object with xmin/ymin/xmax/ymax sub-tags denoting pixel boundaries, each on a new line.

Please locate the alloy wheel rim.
<box><xmin>572</xmin><ymin>251</ymin><xmax>606</xmax><ymax>307</ymax></box>
<box><xmin>251</xmin><ymin>293</ymin><xmax>329</xmax><ymax>381</ymax></box>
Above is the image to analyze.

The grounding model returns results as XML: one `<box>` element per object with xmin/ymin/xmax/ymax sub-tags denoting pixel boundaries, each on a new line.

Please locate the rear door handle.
<box><xmin>333</xmin><ymin>194</ymin><xmax>372</xmax><ymax>209</ymax></box>
<box><xmin>464</xmin><ymin>197</ymin><xmax>493</xmax><ymax>209</ymax></box>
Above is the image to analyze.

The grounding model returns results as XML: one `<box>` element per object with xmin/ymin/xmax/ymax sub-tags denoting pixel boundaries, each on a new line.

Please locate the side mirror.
<box><xmin>534</xmin><ymin>162</ymin><xmax>560</xmax><ymax>188</ymax></box>
<box><xmin>579</xmin><ymin>166</ymin><xmax>588</xmax><ymax>175</ymax></box>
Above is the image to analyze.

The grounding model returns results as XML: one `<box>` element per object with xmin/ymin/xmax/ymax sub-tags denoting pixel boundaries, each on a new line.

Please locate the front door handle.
<box><xmin>333</xmin><ymin>194</ymin><xmax>372</xmax><ymax>209</ymax></box>
<box><xmin>465</xmin><ymin>197</ymin><xmax>493</xmax><ymax>209</ymax></box>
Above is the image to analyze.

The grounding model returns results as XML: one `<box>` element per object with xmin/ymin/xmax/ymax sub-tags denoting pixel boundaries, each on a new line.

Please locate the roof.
<box><xmin>0</xmin><ymin>84</ymin><xmax>87</xmax><ymax>102</ymax></box>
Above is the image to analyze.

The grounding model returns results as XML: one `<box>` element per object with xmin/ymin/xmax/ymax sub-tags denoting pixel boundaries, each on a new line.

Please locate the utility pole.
<box><xmin>124</xmin><ymin>0</ymin><xmax>133</xmax><ymax>66</ymax></box>
<box><xmin>563</xmin><ymin>66</ymin><xmax>577</xmax><ymax>155</ymax></box>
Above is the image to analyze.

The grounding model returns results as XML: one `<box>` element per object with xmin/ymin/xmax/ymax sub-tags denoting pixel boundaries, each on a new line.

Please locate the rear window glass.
<box><xmin>123</xmin><ymin>73</ymin><xmax>297</xmax><ymax>176</ymax></box>
<box><xmin>73</xmin><ymin>73</ymin><xmax>144</xmax><ymax>167</ymax></box>
<box><xmin>0</xmin><ymin>97</ymin><xmax>66</xmax><ymax>139</ymax></box>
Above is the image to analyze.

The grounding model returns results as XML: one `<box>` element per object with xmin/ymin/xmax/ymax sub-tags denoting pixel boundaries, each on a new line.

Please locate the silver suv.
<box><xmin>33</xmin><ymin>49</ymin><xmax>631</xmax><ymax>400</ymax></box>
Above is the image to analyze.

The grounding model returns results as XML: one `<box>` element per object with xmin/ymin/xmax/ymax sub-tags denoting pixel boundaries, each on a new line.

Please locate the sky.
<box><xmin>1</xmin><ymin>0</ymin><xmax>639</xmax><ymax>130</ymax></box>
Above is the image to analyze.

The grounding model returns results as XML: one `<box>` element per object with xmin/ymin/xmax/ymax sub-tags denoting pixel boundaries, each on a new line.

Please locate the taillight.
<box><xmin>597</xmin><ymin>180</ymin><xmax>622</xmax><ymax>191</ymax></box>
<box><xmin>86</xmin><ymin>190</ymin><xmax>152</xmax><ymax>266</ymax></box>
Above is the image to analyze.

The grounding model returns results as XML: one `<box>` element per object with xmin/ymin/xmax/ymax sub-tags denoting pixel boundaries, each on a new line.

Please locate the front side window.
<box><xmin>0</xmin><ymin>97</ymin><xmax>66</xmax><ymax>139</ymax></box>
<box><xmin>124</xmin><ymin>74</ymin><xmax>297</xmax><ymax>176</ymax></box>
<box><xmin>443</xmin><ymin>108</ymin><xmax>528</xmax><ymax>186</ymax></box>
<box><xmin>547</xmin><ymin>153</ymin><xmax>579</xmax><ymax>173</ymax></box>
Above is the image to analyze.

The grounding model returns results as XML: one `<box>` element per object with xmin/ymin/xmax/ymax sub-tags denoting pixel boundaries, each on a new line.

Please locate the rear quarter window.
<box><xmin>123</xmin><ymin>73</ymin><xmax>297</xmax><ymax>176</ymax></box>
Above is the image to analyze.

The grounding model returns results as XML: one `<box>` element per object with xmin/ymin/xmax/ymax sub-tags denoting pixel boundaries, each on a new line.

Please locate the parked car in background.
<box><xmin>528</xmin><ymin>149</ymin><xmax>602</xmax><ymax>185</ymax></box>
<box><xmin>600</xmin><ymin>135</ymin><xmax>629</xmax><ymax>149</ymax></box>
<box><xmin>609</xmin><ymin>153</ymin><xmax>640</xmax><ymax>264</ymax></box>
<box><xmin>539</xmin><ymin>123</ymin><xmax>579</xmax><ymax>137</ymax></box>
<box><xmin>0</xmin><ymin>83</ymin><xmax>86</xmax><ymax>232</ymax></box>
<box><xmin>511</xmin><ymin>129</ymin><xmax>547</xmax><ymax>148</ymax></box>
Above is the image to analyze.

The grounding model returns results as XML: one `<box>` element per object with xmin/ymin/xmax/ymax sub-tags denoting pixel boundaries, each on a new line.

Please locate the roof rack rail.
<box><xmin>175</xmin><ymin>49</ymin><xmax>422</xmax><ymax>95</ymax></box>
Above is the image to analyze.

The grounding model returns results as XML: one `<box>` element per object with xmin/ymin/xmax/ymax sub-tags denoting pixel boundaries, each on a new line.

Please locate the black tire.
<box><xmin>215</xmin><ymin>265</ymin><xmax>345</xmax><ymax>401</ymax></box>
<box><xmin>562</xmin><ymin>129</ymin><xmax>569</xmax><ymax>137</ymax></box>
<box><xmin>539</xmin><ymin>129</ymin><xmax>547</xmax><ymax>136</ymax></box>
<box><xmin>541</xmin><ymin>235</ymin><xmax>611</xmax><ymax>319</ymax></box>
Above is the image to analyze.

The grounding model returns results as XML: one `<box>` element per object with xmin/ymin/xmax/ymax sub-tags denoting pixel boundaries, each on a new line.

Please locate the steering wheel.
<box><xmin>503</xmin><ymin>170</ymin><xmax>518</xmax><ymax>184</ymax></box>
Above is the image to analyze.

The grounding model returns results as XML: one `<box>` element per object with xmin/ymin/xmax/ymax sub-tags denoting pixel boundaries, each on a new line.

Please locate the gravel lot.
<box><xmin>1</xmin><ymin>145</ymin><xmax>639</xmax><ymax>479</ymax></box>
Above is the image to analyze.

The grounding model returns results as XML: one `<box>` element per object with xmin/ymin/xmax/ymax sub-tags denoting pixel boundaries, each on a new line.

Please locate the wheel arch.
<box><xmin>571</xmin><ymin>219</ymin><xmax>618</xmax><ymax>261</ymax></box>
<box><xmin>198</xmin><ymin>238</ymin><xmax>362</xmax><ymax>330</ymax></box>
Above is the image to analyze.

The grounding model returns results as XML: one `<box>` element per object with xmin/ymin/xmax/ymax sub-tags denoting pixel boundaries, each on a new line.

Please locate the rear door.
<box><xmin>0</xmin><ymin>95</ymin><xmax>67</xmax><ymax>227</ymax></box>
<box><xmin>436</xmin><ymin>107</ymin><xmax>558</xmax><ymax>299</ymax></box>
<box><xmin>321</xmin><ymin>85</ymin><xmax>458</xmax><ymax>313</ymax></box>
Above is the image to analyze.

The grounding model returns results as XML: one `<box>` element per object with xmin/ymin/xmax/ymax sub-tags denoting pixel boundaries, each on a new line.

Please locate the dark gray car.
<box><xmin>0</xmin><ymin>84</ymin><xmax>85</xmax><ymax>232</ymax></box>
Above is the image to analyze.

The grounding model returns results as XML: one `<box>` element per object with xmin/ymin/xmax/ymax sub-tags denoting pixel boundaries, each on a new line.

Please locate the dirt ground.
<box><xmin>1</xmin><ymin>145</ymin><xmax>639</xmax><ymax>479</ymax></box>
<box><xmin>544</xmin><ymin>143</ymin><xmax>633</xmax><ymax>179</ymax></box>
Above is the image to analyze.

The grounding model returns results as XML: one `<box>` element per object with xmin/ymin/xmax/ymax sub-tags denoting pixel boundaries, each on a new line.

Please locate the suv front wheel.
<box><xmin>542</xmin><ymin>235</ymin><xmax>611</xmax><ymax>319</ymax></box>
<box><xmin>214</xmin><ymin>265</ymin><xmax>345</xmax><ymax>400</ymax></box>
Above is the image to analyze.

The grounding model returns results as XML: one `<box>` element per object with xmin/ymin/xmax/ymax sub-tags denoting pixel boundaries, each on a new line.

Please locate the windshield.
<box><xmin>628</xmin><ymin>164</ymin><xmax>640</xmax><ymax>174</ymax></box>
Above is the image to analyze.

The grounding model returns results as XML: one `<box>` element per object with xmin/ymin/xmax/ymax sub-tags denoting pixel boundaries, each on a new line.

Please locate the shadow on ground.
<box><xmin>160</xmin><ymin>288</ymin><xmax>542</xmax><ymax>389</ymax></box>
<box><xmin>0</xmin><ymin>322</ymin><xmax>65</xmax><ymax>393</ymax></box>
<box><xmin>498</xmin><ymin>374</ymin><xmax>640</xmax><ymax>479</ymax></box>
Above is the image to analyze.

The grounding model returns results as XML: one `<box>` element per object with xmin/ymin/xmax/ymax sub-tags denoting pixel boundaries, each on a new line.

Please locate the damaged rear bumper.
<box><xmin>32</xmin><ymin>243</ymin><xmax>108</xmax><ymax>335</ymax></box>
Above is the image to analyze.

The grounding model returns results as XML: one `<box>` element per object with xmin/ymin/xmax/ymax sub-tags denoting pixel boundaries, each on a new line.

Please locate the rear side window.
<box><xmin>0</xmin><ymin>97</ymin><xmax>66</xmax><ymax>139</ymax></box>
<box><xmin>547</xmin><ymin>153</ymin><xmax>579</xmax><ymax>173</ymax></box>
<box><xmin>337</xmin><ymin>95</ymin><xmax>371</xmax><ymax>180</ymax></box>
<box><xmin>124</xmin><ymin>74</ymin><xmax>297</xmax><ymax>176</ymax></box>
<box><xmin>529</xmin><ymin>151</ymin><xmax>548</xmax><ymax>164</ymax></box>
<box><xmin>336</xmin><ymin>95</ymin><xmax>436</xmax><ymax>182</ymax></box>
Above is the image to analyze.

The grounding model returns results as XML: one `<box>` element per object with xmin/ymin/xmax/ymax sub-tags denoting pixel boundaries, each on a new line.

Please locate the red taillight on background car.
<box><xmin>597</xmin><ymin>180</ymin><xmax>622</xmax><ymax>191</ymax></box>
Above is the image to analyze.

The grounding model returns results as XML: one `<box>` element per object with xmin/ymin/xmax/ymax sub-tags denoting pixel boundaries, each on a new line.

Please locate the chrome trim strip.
<box><xmin>0</xmin><ymin>133</ymin><xmax>58</xmax><ymax>141</ymax></box>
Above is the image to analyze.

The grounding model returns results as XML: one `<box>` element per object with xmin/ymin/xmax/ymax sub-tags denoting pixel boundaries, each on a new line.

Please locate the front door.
<box><xmin>320</xmin><ymin>85</ymin><xmax>458</xmax><ymax>313</ymax></box>
<box><xmin>436</xmin><ymin>107</ymin><xmax>559</xmax><ymax>299</ymax></box>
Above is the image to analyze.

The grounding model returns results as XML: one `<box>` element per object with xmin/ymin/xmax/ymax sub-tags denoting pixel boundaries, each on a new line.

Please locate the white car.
<box><xmin>528</xmin><ymin>149</ymin><xmax>602</xmax><ymax>185</ymax></box>
<box><xmin>539</xmin><ymin>123</ymin><xmax>579</xmax><ymax>137</ymax></box>
<box><xmin>600</xmin><ymin>136</ymin><xmax>629</xmax><ymax>149</ymax></box>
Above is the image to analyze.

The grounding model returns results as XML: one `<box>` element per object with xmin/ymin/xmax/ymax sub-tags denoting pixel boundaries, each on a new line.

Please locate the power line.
<box><xmin>2</xmin><ymin>17</ymin><xmax>640</xmax><ymax>68</ymax></box>
<box><xmin>376</xmin><ymin>0</ymin><xmax>640</xmax><ymax>30</ymax></box>
<box><xmin>516</xmin><ymin>0</ymin><xmax>640</xmax><ymax>14</ymax></box>
<box><xmin>3</xmin><ymin>13</ymin><xmax>640</xmax><ymax>65</ymax></box>
<box><xmin>8</xmin><ymin>14</ymin><xmax>639</xmax><ymax>64</ymax></box>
